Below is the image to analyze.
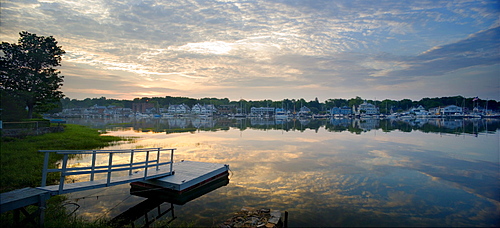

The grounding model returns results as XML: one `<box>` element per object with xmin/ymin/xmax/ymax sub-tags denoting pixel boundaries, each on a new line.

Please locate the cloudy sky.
<box><xmin>2</xmin><ymin>0</ymin><xmax>499</xmax><ymax>101</ymax></box>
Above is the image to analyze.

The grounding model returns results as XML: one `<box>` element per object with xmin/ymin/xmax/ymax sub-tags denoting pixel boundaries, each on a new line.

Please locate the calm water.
<box><xmin>61</xmin><ymin>117</ymin><xmax>499</xmax><ymax>227</ymax></box>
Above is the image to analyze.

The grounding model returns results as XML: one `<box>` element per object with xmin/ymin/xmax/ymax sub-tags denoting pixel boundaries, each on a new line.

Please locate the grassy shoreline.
<box><xmin>0</xmin><ymin>124</ymin><xmax>127</xmax><ymax>227</ymax></box>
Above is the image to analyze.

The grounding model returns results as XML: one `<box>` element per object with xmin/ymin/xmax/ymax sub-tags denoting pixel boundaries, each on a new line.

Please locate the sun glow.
<box><xmin>175</xmin><ymin>41</ymin><xmax>234</xmax><ymax>55</ymax></box>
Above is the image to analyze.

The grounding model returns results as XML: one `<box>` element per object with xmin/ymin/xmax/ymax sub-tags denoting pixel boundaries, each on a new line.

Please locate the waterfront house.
<box><xmin>357</xmin><ymin>101</ymin><xmax>379</xmax><ymax>115</ymax></box>
<box><xmin>168</xmin><ymin>104</ymin><xmax>190</xmax><ymax>114</ymax></box>
<box><xmin>429</xmin><ymin>107</ymin><xmax>440</xmax><ymax>115</ymax></box>
<box><xmin>410</xmin><ymin>105</ymin><xmax>429</xmax><ymax>116</ymax></box>
<box><xmin>439</xmin><ymin>105</ymin><xmax>463</xmax><ymax>115</ymax></box>
<box><xmin>203</xmin><ymin>104</ymin><xmax>217</xmax><ymax>115</ymax></box>
<box><xmin>218</xmin><ymin>105</ymin><xmax>237</xmax><ymax>115</ymax></box>
<box><xmin>192</xmin><ymin>103</ymin><xmax>217</xmax><ymax>115</ymax></box>
<box><xmin>331</xmin><ymin>106</ymin><xmax>352</xmax><ymax>115</ymax></box>
<box><xmin>191</xmin><ymin>103</ymin><xmax>203</xmax><ymax>114</ymax></box>
<box><xmin>132</xmin><ymin>103</ymin><xmax>155</xmax><ymax>113</ymax></box>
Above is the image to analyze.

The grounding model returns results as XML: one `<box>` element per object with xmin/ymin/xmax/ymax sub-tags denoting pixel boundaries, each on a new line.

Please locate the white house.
<box><xmin>191</xmin><ymin>103</ymin><xmax>217</xmax><ymax>115</ymax></box>
<box><xmin>168</xmin><ymin>104</ymin><xmax>190</xmax><ymax>114</ymax></box>
<box><xmin>357</xmin><ymin>101</ymin><xmax>379</xmax><ymax>115</ymax></box>
<box><xmin>440</xmin><ymin>105</ymin><xmax>462</xmax><ymax>115</ymax></box>
<box><xmin>410</xmin><ymin>105</ymin><xmax>429</xmax><ymax>116</ymax></box>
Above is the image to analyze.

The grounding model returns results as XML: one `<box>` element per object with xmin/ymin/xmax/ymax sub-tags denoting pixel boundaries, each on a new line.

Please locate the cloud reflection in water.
<box><xmin>64</xmin><ymin>123</ymin><xmax>499</xmax><ymax>227</ymax></box>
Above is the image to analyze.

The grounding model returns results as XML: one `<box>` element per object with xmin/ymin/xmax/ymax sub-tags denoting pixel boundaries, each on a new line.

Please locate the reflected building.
<box><xmin>251</xmin><ymin>118</ymin><xmax>275</xmax><ymax>127</ymax></box>
<box><xmin>191</xmin><ymin>118</ymin><xmax>216</xmax><ymax>128</ymax></box>
<box><xmin>167</xmin><ymin>118</ymin><xmax>190</xmax><ymax>129</ymax></box>
<box><xmin>330</xmin><ymin>118</ymin><xmax>351</xmax><ymax>128</ymax></box>
<box><xmin>353</xmin><ymin>118</ymin><xmax>379</xmax><ymax>131</ymax></box>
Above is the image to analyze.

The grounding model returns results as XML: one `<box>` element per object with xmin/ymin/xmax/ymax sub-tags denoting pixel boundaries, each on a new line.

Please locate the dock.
<box><xmin>131</xmin><ymin>160</ymin><xmax>230</xmax><ymax>192</ymax></box>
<box><xmin>0</xmin><ymin>148</ymin><xmax>229</xmax><ymax>227</ymax></box>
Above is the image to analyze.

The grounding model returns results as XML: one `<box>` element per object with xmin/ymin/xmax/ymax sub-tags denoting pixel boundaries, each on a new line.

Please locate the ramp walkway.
<box><xmin>37</xmin><ymin>148</ymin><xmax>175</xmax><ymax>195</ymax></box>
<box><xmin>0</xmin><ymin>148</ymin><xmax>175</xmax><ymax>226</ymax></box>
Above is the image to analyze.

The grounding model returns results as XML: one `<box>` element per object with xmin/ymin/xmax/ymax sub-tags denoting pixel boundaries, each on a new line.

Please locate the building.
<box><xmin>191</xmin><ymin>103</ymin><xmax>217</xmax><ymax>115</ymax></box>
<box><xmin>218</xmin><ymin>105</ymin><xmax>237</xmax><ymax>115</ymax></box>
<box><xmin>331</xmin><ymin>106</ymin><xmax>352</xmax><ymax>115</ymax></box>
<box><xmin>439</xmin><ymin>105</ymin><xmax>463</xmax><ymax>115</ymax></box>
<box><xmin>132</xmin><ymin>103</ymin><xmax>155</xmax><ymax>113</ymax></box>
<box><xmin>409</xmin><ymin>105</ymin><xmax>429</xmax><ymax>116</ymax></box>
<box><xmin>168</xmin><ymin>104</ymin><xmax>191</xmax><ymax>114</ymax></box>
<box><xmin>357</xmin><ymin>101</ymin><xmax>379</xmax><ymax>115</ymax></box>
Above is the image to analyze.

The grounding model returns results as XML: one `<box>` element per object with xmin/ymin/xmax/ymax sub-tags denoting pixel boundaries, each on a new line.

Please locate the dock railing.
<box><xmin>39</xmin><ymin>148</ymin><xmax>175</xmax><ymax>195</ymax></box>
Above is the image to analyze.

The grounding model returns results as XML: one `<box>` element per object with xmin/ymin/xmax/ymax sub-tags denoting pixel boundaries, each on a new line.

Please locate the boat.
<box><xmin>233</xmin><ymin>113</ymin><xmax>247</xmax><ymax>118</ymax></box>
<box><xmin>275</xmin><ymin>108</ymin><xmax>287</xmax><ymax>119</ymax></box>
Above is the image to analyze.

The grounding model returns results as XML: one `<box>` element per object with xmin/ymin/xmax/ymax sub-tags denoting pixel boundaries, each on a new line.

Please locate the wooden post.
<box><xmin>58</xmin><ymin>154</ymin><xmax>69</xmax><ymax>195</ymax></box>
<box><xmin>284</xmin><ymin>211</ymin><xmax>288</xmax><ymax>228</ymax></box>
<box><xmin>41</xmin><ymin>152</ymin><xmax>50</xmax><ymax>187</ymax></box>
<box><xmin>38</xmin><ymin>192</ymin><xmax>48</xmax><ymax>227</ymax></box>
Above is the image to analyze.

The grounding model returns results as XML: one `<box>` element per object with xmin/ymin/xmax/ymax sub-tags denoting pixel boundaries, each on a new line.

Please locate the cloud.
<box><xmin>382</xmin><ymin>26</ymin><xmax>500</xmax><ymax>78</ymax></box>
<box><xmin>1</xmin><ymin>0</ymin><xmax>499</xmax><ymax>100</ymax></box>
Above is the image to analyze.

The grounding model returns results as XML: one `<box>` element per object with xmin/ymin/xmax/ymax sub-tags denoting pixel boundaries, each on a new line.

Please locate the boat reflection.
<box><xmin>109</xmin><ymin>176</ymin><xmax>229</xmax><ymax>227</ymax></box>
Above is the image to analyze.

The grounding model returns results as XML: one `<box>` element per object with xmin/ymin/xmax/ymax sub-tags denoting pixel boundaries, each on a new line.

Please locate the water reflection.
<box><xmin>109</xmin><ymin>177</ymin><xmax>229</xmax><ymax>227</ymax></box>
<box><xmin>62</xmin><ymin>117</ymin><xmax>500</xmax><ymax>136</ymax></box>
<box><xmin>61</xmin><ymin>118</ymin><xmax>499</xmax><ymax>227</ymax></box>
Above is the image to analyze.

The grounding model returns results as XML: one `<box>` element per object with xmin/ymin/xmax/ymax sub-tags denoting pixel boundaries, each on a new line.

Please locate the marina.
<box><xmin>52</xmin><ymin>118</ymin><xmax>499</xmax><ymax>227</ymax></box>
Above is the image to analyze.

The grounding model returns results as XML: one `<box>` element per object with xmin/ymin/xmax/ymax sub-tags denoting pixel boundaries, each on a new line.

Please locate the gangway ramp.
<box><xmin>37</xmin><ymin>148</ymin><xmax>175</xmax><ymax>195</ymax></box>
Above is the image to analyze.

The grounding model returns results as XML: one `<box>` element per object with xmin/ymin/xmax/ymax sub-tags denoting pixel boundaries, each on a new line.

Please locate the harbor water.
<box><xmin>61</xmin><ymin>117</ymin><xmax>499</xmax><ymax>227</ymax></box>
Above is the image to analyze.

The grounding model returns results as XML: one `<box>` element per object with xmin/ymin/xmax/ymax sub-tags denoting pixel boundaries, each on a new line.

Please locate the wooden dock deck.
<box><xmin>0</xmin><ymin>188</ymin><xmax>50</xmax><ymax>214</ymax></box>
<box><xmin>132</xmin><ymin>160</ymin><xmax>230</xmax><ymax>192</ymax></box>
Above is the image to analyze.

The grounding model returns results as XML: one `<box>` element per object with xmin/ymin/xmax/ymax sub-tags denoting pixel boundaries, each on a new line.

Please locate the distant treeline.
<box><xmin>60</xmin><ymin>95</ymin><xmax>499</xmax><ymax>114</ymax></box>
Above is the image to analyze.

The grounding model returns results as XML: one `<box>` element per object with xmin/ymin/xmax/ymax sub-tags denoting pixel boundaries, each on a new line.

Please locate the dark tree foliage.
<box><xmin>61</xmin><ymin>95</ymin><xmax>500</xmax><ymax>114</ymax></box>
<box><xmin>0</xmin><ymin>31</ymin><xmax>65</xmax><ymax>119</ymax></box>
<box><xmin>0</xmin><ymin>91</ymin><xmax>28</xmax><ymax>121</ymax></box>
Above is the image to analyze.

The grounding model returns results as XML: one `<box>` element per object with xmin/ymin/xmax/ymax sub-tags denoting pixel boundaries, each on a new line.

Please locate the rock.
<box><xmin>265</xmin><ymin>222</ymin><xmax>276</xmax><ymax>228</ymax></box>
<box><xmin>218</xmin><ymin>207</ymin><xmax>283</xmax><ymax>228</ymax></box>
<box><xmin>260</xmin><ymin>208</ymin><xmax>270</xmax><ymax>213</ymax></box>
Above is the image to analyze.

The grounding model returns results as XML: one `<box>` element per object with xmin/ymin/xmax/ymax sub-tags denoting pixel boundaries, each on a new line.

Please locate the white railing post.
<box><xmin>39</xmin><ymin>148</ymin><xmax>176</xmax><ymax>194</ymax></box>
<box><xmin>41</xmin><ymin>152</ymin><xmax>50</xmax><ymax>187</ymax></box>
<box><xmin>156</xmin><ymin>148</ymin><xmax>161</xmax><ymax>170</ymax></box>
<box><xmin>90</xmin><ymin>150</ymin><xmax>96</xmax><ymax>181</ymax></box>
<box><xmin>170</xmin><ymin>149</ymin><xmax>174</xmax><ymax>175</ymax></box>
<box><xmin>107</xmin><ymin>153</ymin><xmax>113</xmax><ymax>186</ymax></box>
<box><xmin>144</xmin><ymin>150</ymin><xmax>150</xmax><ymax>179</ymax></box>
<box><xmin>129</xmin><ymin>149</ymin><xmax>135</xmax><ymax>175</ymax></box>
<box><xmin>58</xmin><ymin>154</ymin><xmax>69</xmax><ymax>195</ymax></box>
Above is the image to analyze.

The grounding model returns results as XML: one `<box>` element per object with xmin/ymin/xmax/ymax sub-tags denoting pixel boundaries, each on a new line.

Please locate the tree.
<box><xmin>0</xmin><ymin>31</ymin><xmax>65</xmax><ymax>119</ymax></box>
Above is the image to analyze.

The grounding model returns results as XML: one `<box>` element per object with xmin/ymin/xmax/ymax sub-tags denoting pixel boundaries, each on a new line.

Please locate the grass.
<box><xmin>0</xmin><ymin>124</ymin><xmax>128</xmax><ymax>193</ymax></box>
<box><xmin>0</xmin><ymin>124</ymin><xmax>129</xmax><ymax>227</ymax></box>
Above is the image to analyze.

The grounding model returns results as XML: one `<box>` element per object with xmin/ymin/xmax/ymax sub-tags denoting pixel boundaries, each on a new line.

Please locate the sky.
<box><xmin>1</xmin><ymin>0</ymin><xmax>499</xmax><ymax>102</ymax></box>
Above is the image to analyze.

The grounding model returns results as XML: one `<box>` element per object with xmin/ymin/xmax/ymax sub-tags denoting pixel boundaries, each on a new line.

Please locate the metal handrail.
<box><xmin>40</xmin><ymin>148</ymin><xmax>175</xmax><ymax>195</ymax></box>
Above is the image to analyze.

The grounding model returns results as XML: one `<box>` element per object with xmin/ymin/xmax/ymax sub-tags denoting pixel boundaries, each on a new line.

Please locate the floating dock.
<box><xmin>131</xmin><ymin>160</ymin><xmax>230</xmax><ymax>192</ymax></box>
